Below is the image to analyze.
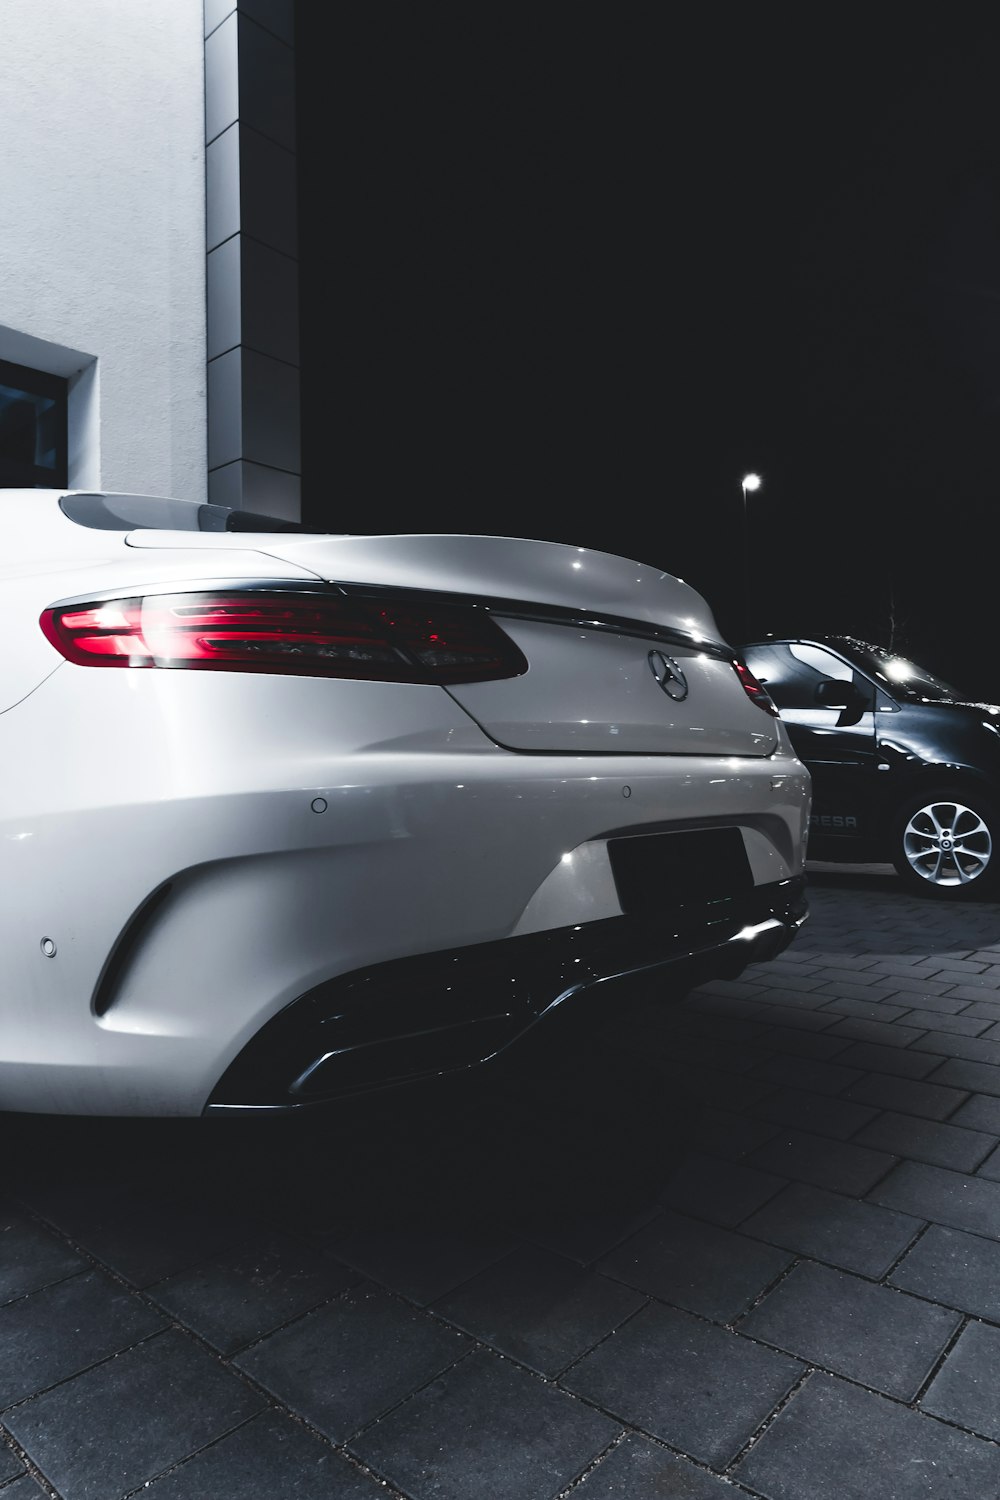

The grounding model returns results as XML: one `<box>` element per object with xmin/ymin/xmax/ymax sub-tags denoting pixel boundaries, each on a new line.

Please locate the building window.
<box><xmin>0</xmin><ymin>358</ymin><xmax>68</xmax><ymax>488</ymax></box>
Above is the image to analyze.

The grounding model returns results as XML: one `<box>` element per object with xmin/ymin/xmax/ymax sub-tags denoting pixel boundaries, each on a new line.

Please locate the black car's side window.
<box><xmin>743</xmin><ymin>643</ymin><xmax>857</xmax><ymax>710</ymax></box>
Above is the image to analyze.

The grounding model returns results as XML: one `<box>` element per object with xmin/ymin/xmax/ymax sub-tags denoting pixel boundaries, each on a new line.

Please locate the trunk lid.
<box><xmin>126</xmin><ymin>530</ymin><xmax>779</xmax><ymax>756</ymax></box>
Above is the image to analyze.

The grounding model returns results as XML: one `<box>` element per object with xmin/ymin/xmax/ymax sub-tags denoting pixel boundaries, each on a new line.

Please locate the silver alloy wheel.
<box><xmin>901</xmin><ymin>798</ymin><xmax>993</xmax><ymax>888</ymax></box>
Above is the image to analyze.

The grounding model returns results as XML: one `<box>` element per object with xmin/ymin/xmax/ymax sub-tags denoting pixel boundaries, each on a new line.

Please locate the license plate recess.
<box><xmin>608</xmin><ymin>827</ymin><xmax>753</xmax><ymax>916</ymax></box>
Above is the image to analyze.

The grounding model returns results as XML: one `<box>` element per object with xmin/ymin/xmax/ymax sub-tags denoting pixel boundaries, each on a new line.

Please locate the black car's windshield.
<box><xmin>835</xmin><ymin>638</ymin><xmax>965</xmax><ymax>702</ymax></box>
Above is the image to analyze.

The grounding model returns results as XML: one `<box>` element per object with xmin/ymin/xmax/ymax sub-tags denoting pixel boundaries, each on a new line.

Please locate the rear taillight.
<box><xmin>732</xmin><ymin>658</ymin><xmax>780</xmax><ymax>716</ymax></box>
<box><xmin>40</xmin><ymin>591</ymin><xmax>529</xmax><ymax>684</ymax></box>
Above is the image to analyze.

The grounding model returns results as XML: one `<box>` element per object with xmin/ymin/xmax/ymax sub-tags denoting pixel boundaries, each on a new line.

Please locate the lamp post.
<box><xmin>740</xmin><ymin>472</ymin><xmax>761</xmax><ymax>640</ymax></box>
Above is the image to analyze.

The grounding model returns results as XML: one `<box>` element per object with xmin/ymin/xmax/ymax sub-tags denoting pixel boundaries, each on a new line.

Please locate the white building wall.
<box><xmin>0</xmin><ymin>0</ymin><xmax>208</xmax><ymax>500</ymax></box>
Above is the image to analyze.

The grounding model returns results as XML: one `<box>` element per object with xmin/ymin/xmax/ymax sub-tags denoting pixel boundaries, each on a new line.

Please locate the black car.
<box><xmin>740</xmin><ymin>635</ymin><xmax>1000</xmax><ymax>897</ymax></box>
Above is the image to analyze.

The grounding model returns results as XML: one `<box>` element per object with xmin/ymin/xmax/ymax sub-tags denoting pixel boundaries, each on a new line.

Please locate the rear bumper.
<box><xmin>205</xmin><ymin>875</ymin><xmax>808</xmax><ymax>1112</ymax></box>
<box><xmin>1</xmin><ymin>664</ymin><xmax>810</xmax><ymax>1116</ymax></box>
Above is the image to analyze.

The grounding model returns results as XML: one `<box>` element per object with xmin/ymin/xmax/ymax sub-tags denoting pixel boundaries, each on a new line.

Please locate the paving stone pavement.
<box><xmin>6</xmin><ymin>865</ymin><xmax>1000</xmax><ymax>1497</ymax></box>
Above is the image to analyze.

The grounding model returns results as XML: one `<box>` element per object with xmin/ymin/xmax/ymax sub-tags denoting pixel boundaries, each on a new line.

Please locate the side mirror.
<box><xmin>815</xmin><ymin>678</ymin><xmax>865</xmax><ymax>710</ymax></box>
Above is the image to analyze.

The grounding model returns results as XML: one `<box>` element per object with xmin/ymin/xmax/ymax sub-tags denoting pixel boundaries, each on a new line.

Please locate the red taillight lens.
<box><xmin>732</xmin><ymin>658</ymin><xmax>780</xmax><ymax>716</ymax></box>
<box><xmin>40</xmin><ymin>591</ymin><xmax>529</xmax><ymax>684</ymax></box>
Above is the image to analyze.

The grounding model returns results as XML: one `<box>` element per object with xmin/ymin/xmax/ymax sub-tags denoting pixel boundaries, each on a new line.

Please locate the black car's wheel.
<box><xmin>890</xmin><ymin>787</ymin><xmax>1000</xmax><ymax>897</ymax></box>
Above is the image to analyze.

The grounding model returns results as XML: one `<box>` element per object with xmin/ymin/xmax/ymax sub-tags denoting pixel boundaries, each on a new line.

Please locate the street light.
<box><xmin>740</xmin><ymin>473</ymin><xmax>762</xmax><ymax>640</ymax></box>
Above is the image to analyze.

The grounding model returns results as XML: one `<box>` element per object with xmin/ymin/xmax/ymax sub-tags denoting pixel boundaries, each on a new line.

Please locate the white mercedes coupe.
<box><xmin>0</xmin><ymin>489</ymin><xmax>811</xmax><ymax>1116</ymax></box>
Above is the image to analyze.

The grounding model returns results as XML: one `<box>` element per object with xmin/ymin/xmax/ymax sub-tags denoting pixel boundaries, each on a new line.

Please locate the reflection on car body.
<box><xmin>741</xmin><ymin>634</ymin><xmax>1000</xmax><ymax>897</ymax></box>
<box><xmin>0</xmin><ymin>489</ymin><xmax>811</xmax><ymax>1116</ymax></box>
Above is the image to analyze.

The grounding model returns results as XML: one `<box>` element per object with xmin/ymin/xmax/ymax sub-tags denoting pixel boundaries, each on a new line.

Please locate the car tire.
<box><xmin>890</xmin><ymin>785</ymin><xmax>1000</xmax><ymax>898</ymax></box>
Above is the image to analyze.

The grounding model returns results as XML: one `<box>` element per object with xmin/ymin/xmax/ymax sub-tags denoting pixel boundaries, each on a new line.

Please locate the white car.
<box><xmin>0</xmin><ymin>489</ymin><xmax>812</xmax><ymax>1116</ymax></box>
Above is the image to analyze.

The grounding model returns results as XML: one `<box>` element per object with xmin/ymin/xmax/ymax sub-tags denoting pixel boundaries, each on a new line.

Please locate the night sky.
<box><xmin>300</xmin><ymin>9</ymin><xmax>1000</xmax><ymax>693</ymax></box>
